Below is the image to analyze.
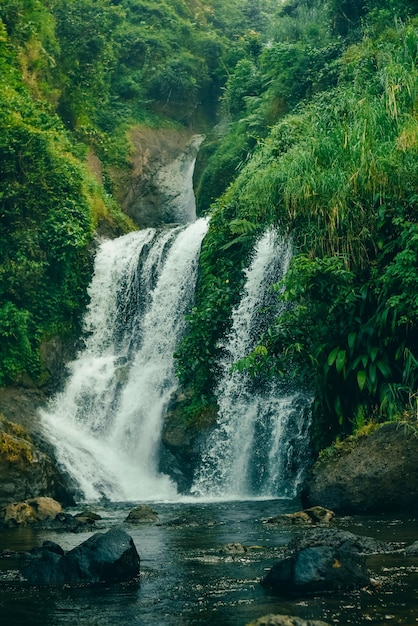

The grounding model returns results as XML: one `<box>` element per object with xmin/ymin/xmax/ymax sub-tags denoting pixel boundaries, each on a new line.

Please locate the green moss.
<box><xmin>0</xmin><ymin>414</ymin><xmax>33</xmax><ymax>464</ymax></box>
<box><xmin>317</xmin><ymin>422</ymin><xmax>380</xmax><ymax>464</ymax></box>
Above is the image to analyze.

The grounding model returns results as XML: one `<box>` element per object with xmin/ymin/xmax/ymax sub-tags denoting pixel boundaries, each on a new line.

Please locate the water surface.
<box><xmin>0</xmin><ymin>499</ymin><xmax>417</xmax><ymax>625</ymax></box>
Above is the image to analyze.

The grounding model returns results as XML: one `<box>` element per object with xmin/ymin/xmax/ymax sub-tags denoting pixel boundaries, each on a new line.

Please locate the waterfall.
<box><xmin>191</xmin><ymin>229</ymin><xmax>311</xmax><ymax>500</ymax></box>
<box><xmin>40</xmin><ymin>218</ymin><xmax>208</xmax><ymax>502</ymax></box>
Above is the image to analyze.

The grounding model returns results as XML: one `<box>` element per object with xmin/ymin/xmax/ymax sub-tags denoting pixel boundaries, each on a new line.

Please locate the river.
<box><xmin>1</xmin><ymin>498</ymin><xmax>417</xmax><ymax>625</ymax></box>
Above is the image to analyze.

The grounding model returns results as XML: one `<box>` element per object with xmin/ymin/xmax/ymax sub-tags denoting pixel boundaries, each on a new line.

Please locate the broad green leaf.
<box><xmin>357</xmin><ymin>370</ymin><xmax>367</xmax><ymax>391</ymax></box>
<box><xmin>376</xmin><ymin>360</ymin><xmax>391</xmax><ymax>378</ymax></box>
<box><xmin>335</xmin><ymin>350</ymin><xmax>346</xmax><ymax>373</ymax></box>
<box><xmin>334</xmin><ymin>394</ymin><xmax>342</xmax><ymax>416</ymax></box>
<box><xmin>370</xmin><ymin>347</ymin><xmax>379</xmax><ymax>362</ymax></box>
<box><xmin>347</xmin><ymin>332</ymin><xmax>356</xmax><ymax>352</ymax></box>
<box><xmin>327</xmin><ymin>347</ymin><xmax>339</xmax><ymax>366</ymax></box>
<box><xmin>368</xmin><ymin>362</ymin><xmax>377</xmax><ymax>386</ymax></box>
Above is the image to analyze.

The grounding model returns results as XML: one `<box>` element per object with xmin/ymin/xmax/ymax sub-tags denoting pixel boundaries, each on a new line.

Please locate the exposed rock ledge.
<box><xmin>302</xmin><ymin>422</ymin><xmax>418</xmax><ymax>515</ymax></box>
<box><xmin>0</xmin><ymin>407</ymin><xmax>74</xmax><ymax>508</ymax></box>
<box><xmin>111</xmin><ymin>126</ymin><xmax>203</xmax><ymax>228</ymax></box>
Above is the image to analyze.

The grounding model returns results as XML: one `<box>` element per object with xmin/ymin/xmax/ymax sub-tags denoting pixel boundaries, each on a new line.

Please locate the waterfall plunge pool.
<box><xmin>1</xmin><ymin>498</ymin><xmax>418</xmax><ymax>626</ymax></box>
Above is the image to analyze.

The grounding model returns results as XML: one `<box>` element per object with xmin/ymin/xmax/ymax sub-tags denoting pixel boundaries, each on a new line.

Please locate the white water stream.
<box><xmin>191</xmin><ymin>229</ymin><xmax>311</xmax><ymax>499</ymax></box>
<box><xmin>41</xmin><ymin>219</ymin><xmax>208</xmax><ymax>501</ymax></box>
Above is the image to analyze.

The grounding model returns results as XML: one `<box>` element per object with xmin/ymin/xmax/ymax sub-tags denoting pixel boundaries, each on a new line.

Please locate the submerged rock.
<box><xmin>75</xmin><ymin>510</ymin><xmax>102</xmax><ymax>522</ymax></box>
<box><xmin>246</xmin><ymin>616</ymin><xmax>330</xmax><ymax>626</ymax></box>
<box><xmin>405</xmin><ymin>541</ymin><xmax>418</xmax><ymax>556</ymax></box>
<box><xmin>49</xmin><ymin>511</ymin><xmax>99</xmax><ymax>533</ymax></box>
<box><xmin>303</xmin><ymin>422</ymin><xmax>418</xmax><ymax>515</ymax></box>
<box><xmin>287</xmin><ymin>528</ymin><xmax>388</xmax><ymax>555</ymax></box>
<box><xmin>265</xmin><ymin>506</ymin><xmax>335</xmax><ymax>526</ymax></box>
<box><xmin>125</xmin><ymin>505</ymin><xmax>159</xmax><ymax>524</ymax></box>
<box><xmin>21</xmin><ymin>529</ymin><xmax>140</xmax><ymax>585</ymax></box>
<box><xmin>262</xmin><ymin>528</ymin><xmax>372</xmax><ymax>595</ymax></box>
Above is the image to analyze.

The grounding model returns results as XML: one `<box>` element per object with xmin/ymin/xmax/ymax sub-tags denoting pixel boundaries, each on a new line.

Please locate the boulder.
<box><xmin>47</xmin><ymin>511</ymin><xmax>99</xmax><ymax>533</ymax></box>
<box><xmin>0</xmin><ymin>412</ymin><xmax>74</xmax><ymax>508</ymax></box>
<box><xmin>287</xmin><ymin>528</ymin><xmax>388</xmax><ymax>555</ymax></box>
<box><xmin>246</xmin><ymin>616</ymin><xmax>330</xmax><ymax>626</ymax></box>
<box><xmin>21</xmin><ymin>529</ymin><xmax>140</xmax><ymax>585</ymax></box>
<box><xmin>125</xmin><ymin>504</ymin><xmax>159</xmax><ymax>524</ymax></box>
<box><xmin>75</xmin><ymin>510</ymin><xmax>102</xmax><ymax>522</ymax></box>
<box><xmin>266</xmin><ymin>507</ymin><xmax>334</xmax><ymax>526</ymax></box>
<box><xmin>303</xmin><ymin>423</ymin><xmax>418</xmax><ymax>515</ymax></box>
<box><xmin>262</xmin><ymin>528</ymin><xmax>371</xmax><ymax>595</ymax></box>
<box><xmin>262</xmin><ymin>547</ymin><xmax>368</xmax><ymax>595</ymax></box>
<box><xmin>2</xmin><ymin>497</ymin><xmax>62</xmax><ymax>527</ymax></box>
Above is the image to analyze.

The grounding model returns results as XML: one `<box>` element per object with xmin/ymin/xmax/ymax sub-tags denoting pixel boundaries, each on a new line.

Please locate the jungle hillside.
<box><xmin>1</xmin><ymin>0</ymin><xmax>418</xmax><ymax>453</ymax></box>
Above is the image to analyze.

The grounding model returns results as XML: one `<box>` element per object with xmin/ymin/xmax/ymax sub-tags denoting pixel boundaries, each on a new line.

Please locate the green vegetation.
<box><xmin>176</xmin><ymin>0</ymin><xmax>418</xmax><ymax>447</ymax></box>
<box><xmin>0</xmin><ymin>0</ymin><xmax>258</xmax><ymax>386</ymax></box>
<box><xmin>0</xmin><ymin>414</ymin><xmax>33</xmax><ymax>464</ymax></box>
<box><xmin>1</xmin><ymin>0</ymin><xmax>417</xmax><ymax>456</ymax></box>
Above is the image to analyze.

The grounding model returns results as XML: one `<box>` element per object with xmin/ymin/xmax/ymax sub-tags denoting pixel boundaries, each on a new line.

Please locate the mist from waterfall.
<box><xmin>191</xmin><ymin>229</ymin><xmax>311</xmax><ymax>500</ymax></box>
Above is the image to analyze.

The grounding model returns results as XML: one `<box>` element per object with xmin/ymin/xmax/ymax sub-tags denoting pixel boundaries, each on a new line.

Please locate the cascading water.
<box><xmin>40</xmin><ymin>218</ymin><xmax>208</xmax><ymax>502</ymax></box>
<box><xmin>40</xmin><ymin>133</ymin><xmax>310</xmax><ymax>504</ymax></box>
<box><xmin>191</xmin><ymin>229</ymin><xmax>311</xmax><ymax>500</ymax></box>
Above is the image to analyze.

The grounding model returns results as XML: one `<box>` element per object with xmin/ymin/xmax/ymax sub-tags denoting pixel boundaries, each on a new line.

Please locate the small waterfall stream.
<box><xmin>191</xmin><ymin>229</ymin><xmax>311</xmax><ymax>499</ymax></box>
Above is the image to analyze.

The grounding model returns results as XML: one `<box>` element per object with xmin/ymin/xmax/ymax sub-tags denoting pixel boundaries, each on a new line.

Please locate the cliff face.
<box><xmin>110</xmin><ymin>127</ymin><xmax>203</xmax><ymax>228</ymax></box>
<box><xmin>0</xmin><ymin>410</ymin><xmax>74</xmax><ymax>508</ymax></box>
<box><xmin>302</xmin><ymin>423</ymin><xmax>418</xmax><ymax>515</ymax></box>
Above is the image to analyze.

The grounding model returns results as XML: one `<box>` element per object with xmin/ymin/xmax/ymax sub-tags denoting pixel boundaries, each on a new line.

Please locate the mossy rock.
<box><xmin>303</xmin><ymin>422</ymin><xmax>418</xmax><ymax>514</ymax></box>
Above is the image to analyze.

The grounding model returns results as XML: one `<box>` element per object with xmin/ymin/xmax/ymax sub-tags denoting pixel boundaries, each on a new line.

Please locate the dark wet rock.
<box><xmin>160</xmin><ymin>390</ymin><xmax>217</xmax><ymax>492</ymax></box>
<box><xmin>21</xmin><ymin>529</ymin><xmax>140</xmax><ymax>586</ymax></box>
<box><xmin>164</xmin><ymin>511</ymin><xmax>216</xmax><ymax>528</ymax></box>
<box><xmin>125</xmin><ymin>505</ymin><xmax>159</xmax><ymax>524</ymax></box>
<box><xmin>75</xmin><ymin>510</ymin><xmax>102</xmax><ymax>522</ymax></box>
<box><xmin>287</xmin><ymin>528</ymin><xmax>389</xmax><ymax>555</ymax></box>
<box><xmin>265</xmin><ymin>507</ymin><xmax>335</xmax><ymax>526</ymax></box>
<box><xmin>165</xmin><ymin>515</ymin><xmax>200</xmax><ymax>527</ymax></box>
<box><xmin>405</xmin><ymin>541</ymin><xmax>418</xmax><ymax>556</ymax></box>
<box><xmin>246</xmin><ymin>615</ymin><xmax>330</xmax><ymax>626</ymax></box>
<box><xmin>34</xmin><ymin>541</ymin><xmax>65</xmax><ymax>557</ymax></box>
<box><xmin>0</xmin><ymin>548</ymin><xmax>32</xmax><ymax>560</ymax></box>
<box><xmin>262</xmin><ymin>544</ymin><xmax>369</xmax><ymax>595</ymax></box>
<box><xmin>0</xmin><ymin>413</ymin><xmax>74</xmax><ymax>508</ymax></box>
<box><xmin>260</xmin><ymin>528</ymin><xmax>388</xmax><ymax>596</ymax></box>
<box><xmin>46</xmin><ymin>511</ymin><xmax>98</xmax><ymax>533</ymax></box>
<box><xmin>22</xmin><ymin>549</ymin><xmax>63</xmax><ymax>584</ymax></box>
<box><xmin>303</xmin><ymin>422</ymin><xmax>418</xmax><ymax>515</ymax></box>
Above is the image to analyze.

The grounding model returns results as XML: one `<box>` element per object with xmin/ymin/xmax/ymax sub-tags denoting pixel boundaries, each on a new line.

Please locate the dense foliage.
<box><xmin>177</xmin><ymin>0</ymin><xmax>418</xmax><ymax>446</ymax></box>
<box><xmin>1</xmin><ymin>0</ymin><xmax>417</xmax><ymax>455</ymax></box>
<box><xmin>0</xmin><ymin>0</ymin><xmax>261</xmax><ymax>385</ymax></box>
